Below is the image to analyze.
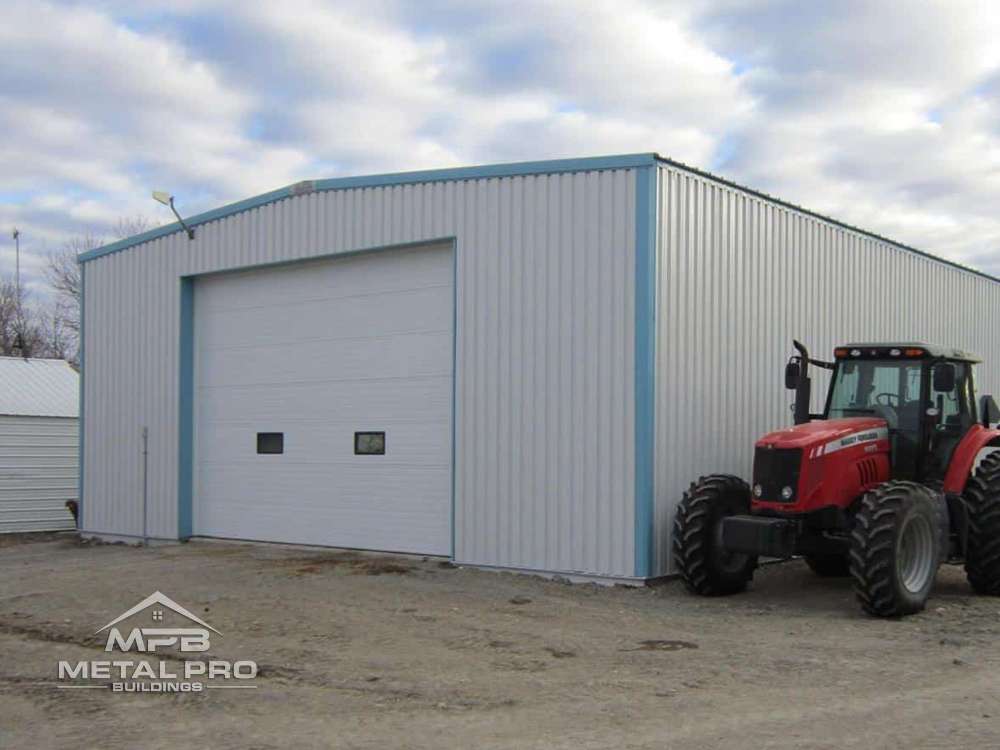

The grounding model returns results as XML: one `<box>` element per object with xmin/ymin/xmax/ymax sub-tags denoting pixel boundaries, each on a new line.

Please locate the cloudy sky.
<box><xmin>2</xmin><ymin>0</ymin><xmax>999</xmax><ymax>293</ymax></box>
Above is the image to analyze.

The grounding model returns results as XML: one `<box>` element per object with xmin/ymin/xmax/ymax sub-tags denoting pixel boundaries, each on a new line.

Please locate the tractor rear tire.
<box><xmin>673</xmin><ymin>475</ymin><xmax>757</xmax><ymax>596</ymax></box>
<box><xmin>804</xmin><ymin>554</ymin><xmax>850</xmax><ymax>577</ymax></box>
<box><xmin>849</xmin><ymin>481</ymin><xmax>941</xmax><ymax>617</ymax></box>
<box><xmin>964</xmin><ymin>451</ymin><xmax>1000</xmax><ymax>595</ymax></box>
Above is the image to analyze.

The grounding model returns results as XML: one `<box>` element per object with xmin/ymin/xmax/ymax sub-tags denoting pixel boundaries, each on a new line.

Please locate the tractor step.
<box><xmin>722</xmin><ymin>515</ymin><xmax>796</xmax><ymax>558</ymax></box>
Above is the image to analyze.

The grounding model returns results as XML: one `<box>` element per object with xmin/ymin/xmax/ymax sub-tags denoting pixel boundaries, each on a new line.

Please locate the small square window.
<box><xmin>354</xmin><ymin>431</ymin><xmax>385</xmax><ymax>455</ymax></box>
<box><xmin>257</xmin><ymin>432</ymin><xmax>284</xmax><ymax>454</ymax></box>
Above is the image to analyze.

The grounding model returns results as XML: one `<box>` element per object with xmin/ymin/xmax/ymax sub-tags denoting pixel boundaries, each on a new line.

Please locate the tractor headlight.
<box><xmin>781</xmin><ymin>485</ymin><xmax>794</xmax><ymax>500</ymax></box>
<box><xmin>753</xmin><ymin>484</ymin><xmax>763</xmax><ymax>498</ymax></box>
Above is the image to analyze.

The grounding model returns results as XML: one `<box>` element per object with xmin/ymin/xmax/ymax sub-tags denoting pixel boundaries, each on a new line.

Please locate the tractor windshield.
<box><xmin>826</xmin><ymin>359</ymin><xmax>923</xmax><ymax>431</ymax></box>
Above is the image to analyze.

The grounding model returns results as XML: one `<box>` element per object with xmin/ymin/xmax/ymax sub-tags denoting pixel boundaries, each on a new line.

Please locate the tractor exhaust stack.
<box><xmin>791</xmin><ymin>340</ymin><xmax>812</xmax><ymax>425</ymax></box>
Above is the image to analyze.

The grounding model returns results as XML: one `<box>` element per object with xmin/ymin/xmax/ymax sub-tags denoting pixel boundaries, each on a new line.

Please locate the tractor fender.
<box><xmin>943</xmin><ymin>425</ymin><xmax>1000</xmax><ymax>494</ymax></box>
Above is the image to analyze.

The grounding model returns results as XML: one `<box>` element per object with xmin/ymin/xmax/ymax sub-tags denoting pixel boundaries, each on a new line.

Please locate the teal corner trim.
<box><xmin>77</xmin><ymin>265</ymin><xmax>85</xmax><ymax>529</ymax></box>
<box><xmin>77</xmin><ymin>153</ymin><xmax>658</xmax><ymax>264</ymax></box>
<box><xmin>450</xmin><ymin>239</ymin><xmax>459</xmax><ymax>561</ymax></box>
<box><xmin>634</xmin><ymin>166</ymin><xmax>657</xmax><ymax>578</ymax></box>
<box><xmin>177</xmin><ymin>277</ymin><xmax>195</xmax><ymax>539</ymax></box>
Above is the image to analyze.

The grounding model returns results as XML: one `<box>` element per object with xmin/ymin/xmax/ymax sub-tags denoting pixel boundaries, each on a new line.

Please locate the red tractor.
<box><xmin>674</xmin><ymin>341</ymin><xmax>1000</xmax><ymax>617</ymax></box>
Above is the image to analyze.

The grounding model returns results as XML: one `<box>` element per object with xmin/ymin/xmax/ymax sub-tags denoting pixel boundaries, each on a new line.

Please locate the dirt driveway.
<box><xmin>1</xmin><ymin>534</ymin><xmax>998</xmax><ymax>749</ymax></box>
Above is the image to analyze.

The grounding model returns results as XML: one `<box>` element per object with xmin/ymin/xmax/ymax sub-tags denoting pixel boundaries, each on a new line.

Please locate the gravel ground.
<box><xmin>1</xmin><ymin>533</ymin><xmax>999</xmax><ymax>749</ymax></box>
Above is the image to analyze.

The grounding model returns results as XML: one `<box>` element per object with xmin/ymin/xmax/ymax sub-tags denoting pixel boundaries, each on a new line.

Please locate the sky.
<box><xmin>2</xmin><ymin>0</ymin><xmax>999</xmax><ymax>295</ymax></box>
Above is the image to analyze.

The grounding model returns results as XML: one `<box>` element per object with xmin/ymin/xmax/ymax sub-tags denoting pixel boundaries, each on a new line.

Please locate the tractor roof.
<box><xmin>838</xmin><ymin>343</ymin><xmax>982</xmax><ymax>362</ymax></box>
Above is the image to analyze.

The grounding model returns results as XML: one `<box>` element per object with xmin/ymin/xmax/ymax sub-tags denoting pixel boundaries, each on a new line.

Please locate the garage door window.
<box><xmin>354</xmin><ymin>432</ymin><xmax>385</xmax><ymax>455</ymax></box>
<box><xmin>257</xmin><ymin>432</ymin><xmax>284</xmax><ymax>454</ymax></box>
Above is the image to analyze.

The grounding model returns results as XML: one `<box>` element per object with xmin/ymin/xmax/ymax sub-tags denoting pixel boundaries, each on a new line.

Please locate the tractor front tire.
<box><xmin>964</xmin><ymin>451</ymin><xmax>1000</xmax><ymax>595</ymax></box>
<box><xmin>849</xmin><ymin>481</ymin><xmax>941</xmax><ymax>617</ymax></box>
<box><xmin>673</xmin><ymin>475</ymin><xmax>757</xmax><ymax>596</ymax></box>
<box><xmin>804</xmin><ymin>554</ymin><xmax>850</xmax><ymax>577</ymax></box>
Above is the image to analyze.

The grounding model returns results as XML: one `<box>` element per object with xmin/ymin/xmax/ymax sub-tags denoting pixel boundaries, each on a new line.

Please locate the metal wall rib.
<box><xmin>654</xmin><ymin>163</ymin><xmax>1000</xmax><ymax>576</ymax></box>
<box><xmin>82</xmin><ymin>169</ymin><xmax>637</xmax><ymax>577</ymax></box>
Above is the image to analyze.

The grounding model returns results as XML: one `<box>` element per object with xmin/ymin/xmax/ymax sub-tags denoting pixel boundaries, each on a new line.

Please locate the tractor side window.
<box><xmin>969</xmin><ymin>365</ymin><xmax>979</xmax><ymax>422</ymax></box>
<box><xmin>904</xmin><ymin>367</ymin><xmax>922</xmax><ymax>401</ymax></box>
<box><xmin>927</xmin><ymin>362</ymin><xmax>974</xmax><ymax>480</ymax></box>
<box><xmin>895</xmin><ymin>363</ymin><xmax>924</xmax><ymax>433</ymax></box>
<box><xmin>932</xmin><ymin>363</ymin><xmax>970</xmax><ymax>428</ymax></box>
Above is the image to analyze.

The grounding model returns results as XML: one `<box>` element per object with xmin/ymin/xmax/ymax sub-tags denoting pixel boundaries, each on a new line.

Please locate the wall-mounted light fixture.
<box><xmin>152</xmin><ymin>191</ymin><xmax>195</xmax><ymax>240</ymax></box>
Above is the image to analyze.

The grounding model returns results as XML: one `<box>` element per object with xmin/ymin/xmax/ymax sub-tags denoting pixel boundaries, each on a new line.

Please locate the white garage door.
<box><xmin>193</xmin><ymin>242</ymin><xmax>453</xmax><ymax>554</ymax></box>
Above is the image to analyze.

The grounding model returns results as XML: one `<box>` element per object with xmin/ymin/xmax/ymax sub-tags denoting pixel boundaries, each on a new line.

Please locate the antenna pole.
<box><xmin>12</xmin><ymin>228</ymin><xmax>19</xmax><ymax>303</ymax></box>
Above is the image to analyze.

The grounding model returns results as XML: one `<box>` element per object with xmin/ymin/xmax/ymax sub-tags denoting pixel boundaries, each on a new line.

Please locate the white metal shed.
<box><xmin>0</xmin><ymin>357</ymin><xmax>79</xmax><ymax>533</ymax></box>
<box><xmin>77</xmin><ymin>153</ymin><xmax>1000</xmax><ymax>580</ymax></box>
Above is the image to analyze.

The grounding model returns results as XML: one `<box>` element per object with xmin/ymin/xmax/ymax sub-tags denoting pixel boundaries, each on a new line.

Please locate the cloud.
<box><xmin>692</xmin><ymin>0</ymin><xmax>1000</xmax><ymax>273</ymax></box>
<box><xmin>0</xmin><ymin>0</ymin><xmax>310</xmax><ymax>285</ymax></box>
<box><xmin>1</xmin><ymin>0</ymin><xmax>998</xmax><ymax>295</ymax></box>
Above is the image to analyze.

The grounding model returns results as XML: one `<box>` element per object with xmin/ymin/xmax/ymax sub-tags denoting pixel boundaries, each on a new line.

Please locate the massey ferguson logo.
<box><xmin>818</xmin><ymin>426</ymin><xmax>889</xmax><ymax>456</ymax></box>
<box><xmin>57</xmin><ymin>591</ymin><xmax>257</xmax><ymax>693</ymax></box>
<box><xmin>838</xmin><ymin>430</ymin><xmax>880</xmax><ymax>448</ymax></box>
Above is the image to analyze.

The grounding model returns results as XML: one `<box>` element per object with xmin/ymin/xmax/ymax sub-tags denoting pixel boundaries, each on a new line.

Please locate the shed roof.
<box><xmin>0</xmin><ymin>357</ymin><xmax>79</xmax><ymax>418</ymax></box>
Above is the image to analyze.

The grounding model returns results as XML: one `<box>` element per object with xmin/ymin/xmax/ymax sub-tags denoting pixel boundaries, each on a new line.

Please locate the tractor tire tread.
<box><xmin>672</xmin><ymin>474</ymin><xmax>755</xmax><ymax>596</ymax></box>
<box><xmin>965</xmin><ymin>452</ymin><xmax>1000</xmax><ymax>595</ymax></box>
<box><xmin>849</xmin><ymin>481</ymin><xmax>939</xmax><ymax>617</ymax></box>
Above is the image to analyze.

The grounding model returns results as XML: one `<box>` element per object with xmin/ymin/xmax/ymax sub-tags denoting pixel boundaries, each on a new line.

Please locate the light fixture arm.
<box><xmin>168</xmin><ymin>197</ymin><xmax>195</xmax><ymax>240</ymax></box>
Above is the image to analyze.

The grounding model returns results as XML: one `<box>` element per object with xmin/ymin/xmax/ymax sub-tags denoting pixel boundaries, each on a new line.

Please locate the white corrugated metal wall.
<box><xmin>82</xmin><ymin>167</ymin><xmax>637</xmax><ymax>577</ymax></box>
<box><xmin>0</xmin><ymin>416</ymin><xmax>78</xmax><ymax>533</ymax></box>
<box><xmin>653</xmin><ymin>162</ymin><xmax>1000</xmax><ymax>576</ymax></box>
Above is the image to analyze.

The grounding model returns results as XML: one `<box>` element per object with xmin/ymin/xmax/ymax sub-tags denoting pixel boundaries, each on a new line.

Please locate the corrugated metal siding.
<box><xmin>653</xmin><ymin>163</ymin><xmax>1000</xmax><ymax>576</ymax></box>
<box><xmin>0</xmin><ymin>416</ymin><xmax>78</xmax><ymax>533</ymax></box>
<box><xmin>83</xmin><ymin>169</ymin><xmax>637</xmax><ymax>577</ymax></box>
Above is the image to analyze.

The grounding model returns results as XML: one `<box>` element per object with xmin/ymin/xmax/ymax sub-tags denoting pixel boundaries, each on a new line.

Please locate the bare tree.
<box><xmin>45</xmin><ymin>234</ymin><xmax>99</xmax><ymax>332</ymax></box>
<box><xmin>112</xmin><ymin>215</ymin><xmax>156</xmax><ymax>241</ymax></box>
<box><xmin>36</xmin><ymin>306</ymin><xmax>75</xmax><ymax>361</ymax></box>
<box><xmin>44</xmin><ymin>215</ymin><xmax>158</xmax><ymax>343</ymax></box>
<box><xmin>0</xmin><ymin>275</ymin><xmax>51</xmax><ymax>359</ymax></box>
<box><xmin>0</xmin><ymin>276</ymin><xmax>19</xmax><ymax>355</ymax></box>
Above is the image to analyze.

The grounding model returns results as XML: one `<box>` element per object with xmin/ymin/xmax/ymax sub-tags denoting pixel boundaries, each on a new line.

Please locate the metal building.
<box><xmin>0</xmin><ymin>357</ymin><xmax>79</xmax><ymax>533</ymax></box>
<box><xmin>78</xmin><ymin>153</ymin><xmax>1000</xmax><ymax>580</ymax></box>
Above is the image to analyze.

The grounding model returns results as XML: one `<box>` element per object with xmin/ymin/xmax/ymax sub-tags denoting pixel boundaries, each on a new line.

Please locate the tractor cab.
<box><xmin>793</xmin><ymin>343</ymin><xmax>983</xmax><ymax>482</ymax></box>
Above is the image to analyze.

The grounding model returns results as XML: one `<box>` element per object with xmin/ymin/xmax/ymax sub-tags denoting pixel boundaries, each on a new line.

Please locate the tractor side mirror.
<box><xmin>981</xmin><ymin>395</ymin><xmax>1000</xmax><ymax>427</ymax></box>
<box><xmin>785</xmin><ymin>361</ymin><xmax>801</xmax><ymax>390</ymax></box>
<box><xmin>933</xmin><ymin>363</ymin><xmax>956</xmax><ymax>393</ymax></box>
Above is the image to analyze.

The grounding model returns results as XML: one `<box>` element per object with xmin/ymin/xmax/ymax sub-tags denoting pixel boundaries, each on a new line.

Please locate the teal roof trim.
<box><xmin>77</xmin><ymin>153</ymin><xmax>657</xmax><ymax>264</ymax></box>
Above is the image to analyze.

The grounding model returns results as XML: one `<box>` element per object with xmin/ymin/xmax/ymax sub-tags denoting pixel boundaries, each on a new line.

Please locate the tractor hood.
<box><xmin>755</xmin><ymin>417</ymin><xmax>888</xmax><ymax>451</ymax></box>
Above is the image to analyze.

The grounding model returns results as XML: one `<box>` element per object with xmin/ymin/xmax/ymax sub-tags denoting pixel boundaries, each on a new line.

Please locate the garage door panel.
<box><xmin>198</xmin><ymin>378</ymin><xmax>451</xmax><ymax>424</ymax></box>
<box><xmin>197</xmin><ymin>513</ymin><xmax>448</xmax><ymax>555</ymax></box>
<box><xmin>199</xmin><ymin>465</ymin><xmax>450</xmax><ymax>503</ymax></box>
<box><xmin>197</xmin><ymin>467</ymin><xmax>450</xmax><ymax>554</ymax></box>
<box><xmin>200</xmin><ymin>244</ymin><xmax>452</xmax><ymax>310</ymax></box>
<box><xmin>194</xmin><ymin>243</ymin><xmax>452</xmax><ymax>555</ymax></box>
<box><xmin>198</xmin><ymin>506</ymin><xmax>449</xmax><ymax>553</ymax></box>
<box><xmin>199</xmin><ymin>332</ymin><xmax>451</xmax><ymax>388</ymax></box>
<box><xmin>198</xmin><ymin>284</ymin><xmax>451</xmax><ymax>351</ymax></box>
<box><xmin>197</xmin><ymin>421</ymin><xmax>451</xmax><ymax>464</ymax></box>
